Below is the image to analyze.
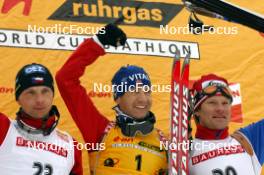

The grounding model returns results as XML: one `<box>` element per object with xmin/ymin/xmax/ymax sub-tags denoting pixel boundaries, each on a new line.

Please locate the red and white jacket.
<box><xmin>0</xmin><ymin>113</ymin><xmax>83</xmax><ymax>175</ymax></box>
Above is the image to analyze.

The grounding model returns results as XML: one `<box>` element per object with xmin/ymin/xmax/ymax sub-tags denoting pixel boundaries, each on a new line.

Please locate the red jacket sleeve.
<box><xmin>0</xmin><ymin>113</ymin><xmax>10</xmax><ymax>146</ymax></box>
<box><xmin>70</xmin><ymin>139</ymin><xmax>83</xmax><ymax>175</ymax></box>
<box><xmin>56</xmin><ymin>38</ymin><xmax>109</xmax><ymax>145</ymax></box>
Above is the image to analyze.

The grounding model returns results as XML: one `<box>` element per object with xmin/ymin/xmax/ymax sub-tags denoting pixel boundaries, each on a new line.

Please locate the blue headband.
<box><xmin>111</xmin><ymin>65</ymin><xmax>151</xmax><ymax>99</ymax></box>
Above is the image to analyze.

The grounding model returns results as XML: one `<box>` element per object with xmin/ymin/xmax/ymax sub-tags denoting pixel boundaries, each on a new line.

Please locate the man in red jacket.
<box><xmin>0</xmin><ymin>63</ymin><xmax>83</xmax><ymax>175</ymax></box>
<box><xmin>56</xmin><ymin>24</ymin><xmax>168</xmax><ymax>175</ymax></box>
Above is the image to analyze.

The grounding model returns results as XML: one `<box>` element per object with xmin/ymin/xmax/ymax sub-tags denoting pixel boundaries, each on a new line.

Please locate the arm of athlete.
<box><xmin>70</xmin><ymin>139</ymin><xmax>83</xmax><ymax>175</ymax></box>
<box><xmin>56</xmin><ymin>24</ymin><xmax>127</xmax><ymax>145</ymax></box>
<box><xmin>0</xmin><ymin>113</ymin><xmax>10</xmax><ymax>146</ymax></box>
<box><xmin>56</xmin><ymin>37</ymin><xmax>109</xmax><ymax>145</ymax></box>
<box><xmin>238</xmin><ymin>119</ymin><xmax>264</xmax><ymax>165</ymax></box>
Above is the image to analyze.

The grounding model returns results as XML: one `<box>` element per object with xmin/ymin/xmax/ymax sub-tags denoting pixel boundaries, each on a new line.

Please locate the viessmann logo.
<box><xmin>48</xmin><ymin>0</ymin><xmax>184</xmax><ymax>28</ymax></box>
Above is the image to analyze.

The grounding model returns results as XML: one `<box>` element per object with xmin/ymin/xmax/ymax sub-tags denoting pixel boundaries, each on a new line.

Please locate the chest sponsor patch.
<box><xmin>16</xmin><ymin>137</ymin><xmax>68</xmax><ymax>157</ymax></box>
<box><xmin>192</xmin><ymin>145</ymin><xmax>245</xmax><ymax>165</ymax></box>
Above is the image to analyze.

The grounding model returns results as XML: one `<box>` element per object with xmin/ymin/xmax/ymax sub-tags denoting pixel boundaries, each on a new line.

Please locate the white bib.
<box><xmin>189</xmin><ymin>137</ymin><xmax>261</xmax><ymax>175</ymax></box>
<box><xmin>0</xmin><ymin>121</ymin><xmax>75</xmax><ymax>175</ymax></box>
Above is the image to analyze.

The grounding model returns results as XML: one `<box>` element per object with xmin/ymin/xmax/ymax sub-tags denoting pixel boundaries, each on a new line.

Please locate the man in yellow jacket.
<box><xmin>56</xmin><ymin>24</ymin><xmax>168</xmax><ymax>175</ymax></box>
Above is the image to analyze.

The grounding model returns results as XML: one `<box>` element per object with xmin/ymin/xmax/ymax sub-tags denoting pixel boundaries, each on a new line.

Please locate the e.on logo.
<box><xmin>1</xmin><ymin>0</ymin><xmax>32</xmax><ymax>15</ymax></box>
<box><xmin>113</xmin><ymin>136</ymin><xmax>134</xmax><ymax>143</ymax></box>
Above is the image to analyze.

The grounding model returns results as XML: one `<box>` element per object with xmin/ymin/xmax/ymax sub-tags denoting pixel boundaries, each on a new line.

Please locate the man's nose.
<box><xmin>215</xmin><ymin>103</ymin><xmax>226</xmax><ymax>112</ymax></box>
<box><xmin>137</xmin><ymin>90</ymin><xmax>149</xmax><ymax>102</ymax></box>
<box><xmin>35</xmin><ymin>93</ymin><xmax>45</xmax><ymax>104</ymax></box>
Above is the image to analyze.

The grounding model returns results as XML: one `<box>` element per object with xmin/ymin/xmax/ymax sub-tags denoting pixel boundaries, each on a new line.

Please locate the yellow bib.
<box><xmin>89</xmin><ymin>123</ymin><xmax>168</xmax><ymax>175</ymax></box>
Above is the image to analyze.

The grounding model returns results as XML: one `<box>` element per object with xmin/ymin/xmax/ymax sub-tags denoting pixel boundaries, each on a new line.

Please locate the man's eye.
<box><xmin>222</xmin><ymin>101</ymin><xmax>229</xmax><ymax>105</ymax></box>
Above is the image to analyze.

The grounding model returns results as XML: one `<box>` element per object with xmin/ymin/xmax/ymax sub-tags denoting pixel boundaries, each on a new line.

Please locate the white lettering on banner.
<box><xmin>0</xmin><ymin>29</ymin><xmax>200</xmax><ymax>59</ymax></box>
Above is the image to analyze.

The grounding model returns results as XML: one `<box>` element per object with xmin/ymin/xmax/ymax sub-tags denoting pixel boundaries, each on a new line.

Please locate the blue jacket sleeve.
<box><xmin>239</xmin><ymin>119</ymin><xmax>264</xmax><ymax>165</ymax></box>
